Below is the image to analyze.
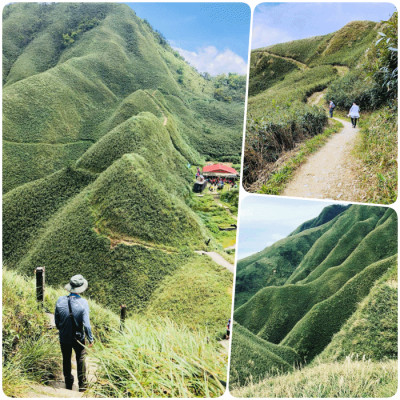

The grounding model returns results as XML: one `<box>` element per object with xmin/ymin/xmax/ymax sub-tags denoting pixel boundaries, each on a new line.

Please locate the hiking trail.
<box><xmin>26</xmin><ymin>313</ymin><xmax>97</xmax><ymax>398</ymax></box>
<box><xmin>194</xmin><ymin>251</ymin><xmax>235</xmax><ymax>273</ymax></box>
<box><xmin>257</xmin><ymin>50</ymin><xmax>308</xmax><ymax>70</ymax></box>
<box><xmin>282</xmin><ymin>117</ymin><xmax>364</xmax><ymax>201</ymax></box>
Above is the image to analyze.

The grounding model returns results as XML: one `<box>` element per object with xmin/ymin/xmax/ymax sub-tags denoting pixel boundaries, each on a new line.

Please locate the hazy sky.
<box><xmin>237</xmin><ymin>196</ymin><xmax>338</xmax><ymax>260</ymax></box>
<box><xmin>252</xmin><ymin>2</ymin><xmax>397</xmax><ymax>49</ymax></box>
<box><xmin>127</xmin><ymin>3</ymin><xmax>250</xmax><ymax>75</ymax></box>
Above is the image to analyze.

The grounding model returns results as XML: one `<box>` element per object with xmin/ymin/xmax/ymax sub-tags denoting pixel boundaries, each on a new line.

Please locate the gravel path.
<box><xmin>282</xmin><ymin>118</ymin><xmax>363</xmax><ymax>201</ymax></box>
<box><xmin>195</xmin><ymin>251</ymin><xmax>235</xmax><ymax>273</ymax></box>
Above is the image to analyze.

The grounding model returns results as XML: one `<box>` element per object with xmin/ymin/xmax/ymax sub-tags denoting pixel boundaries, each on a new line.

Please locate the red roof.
<box><xmin>202</xmin><ymin>164</ymin><xmax>238</xmax><ymax>174</ymax></box>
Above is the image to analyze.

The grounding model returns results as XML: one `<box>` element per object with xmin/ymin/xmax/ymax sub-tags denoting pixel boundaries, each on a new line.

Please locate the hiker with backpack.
<box><xmin>348</xmin><ymin>102</ymin><xmax>360</xmax><ymax>128</ymax></box>
<box><xmin>55</xmin><ymin>275</ymin><xmax>93</xmax><ymax>392</ymax></box>
<box><xmin>328</xmin><ymin>100</ymin><xmax>335</xmax><ymax>118</ymax></box>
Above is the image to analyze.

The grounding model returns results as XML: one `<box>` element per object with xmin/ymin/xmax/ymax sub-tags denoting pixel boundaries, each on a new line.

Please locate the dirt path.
<box><xmin>307</xmin><ymin>90</ymin><xmax>326</xmax><ymax>106</ymax></box>
<box><xmin>195</xmin><ymin>251</ymin><xmax>234</xmax><ymax>273</ymax></box>
<box><xmin>258</xmin><ymin>50</ymin><xmax>308</xmax><ymax>70</ymax></box>
<box><xmin>94</xmin><ymin>228</ymin><xmax>177</xmax><ymax>254</ymax></box>
<box><xmin>282</xmin><ymin>118</ymin><xmax>364</xmax><ymax>201</ymax></box>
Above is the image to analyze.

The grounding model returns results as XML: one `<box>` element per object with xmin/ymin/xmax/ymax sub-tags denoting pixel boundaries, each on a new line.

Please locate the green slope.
<box><xmin>281</xmin><ymin>254</ymin><xmax>397</xmax><ymax>360</ymax></box>
<box><xmin>3</xmin><ymin>3</ymin><xmax>244</xmax><ymax>192</ymax></box>
<box><xmin>3</xmin><ymin>2</ymin><xmax>241</xmax><ymax>319</ymax></box>
<box><xmin>146</xmin><ymin>256</ymin><xmax>232</xmax><ymax>334</ymax></box>
<box><xmin>264</xmin><ymin>21</ymin><xmax>377</xmax><ymax>67</ymax></box>
<box><xmin>12</xmin><ymin>154</ymin><xmax>209</xmax><ymax>311</ymax></box>
<box><xmin>231</xmin><ymin>205</ymin><xmax>397</xmax><ymax>390</ymax></box>
<box><xmin>229</xmin><ymin>323</ymin><xmax>300</xmax><ymax>387</ymax></box>
<box><xmin>234</xmin><ymin>207</ymin><xmax>396</xmax><ymax>344</ymax></box>
<box><xmin>318</xmin><ymin>263</ymin><xmax>398</xmax><ymax>362</ymax></box>
<box><xmin>235</xmin><ymin>204</ymin><xmax>349</xmax><ymax>307</ymax></box>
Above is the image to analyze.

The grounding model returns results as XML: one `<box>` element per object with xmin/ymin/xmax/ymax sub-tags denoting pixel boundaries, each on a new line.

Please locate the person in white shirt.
<box><xmin>348</xmin><ymin>102</ymin><xmax>360</xmax><ymax>128</ymax></box>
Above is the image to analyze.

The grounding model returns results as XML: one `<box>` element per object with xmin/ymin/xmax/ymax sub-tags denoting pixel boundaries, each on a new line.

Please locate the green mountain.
<box><xmin>3</xmin><ymin>2</ymin><xmax>244</xmax><ymax>192</ymax></box>
<box><xmin>235</xmin><ymin>204</ymin><xmax>350</xmax><ymax>307</ymax></box>
<box><xmin>2</xmin><ymin>2</ymin><xmax>241</xmax><ymax>315</ymax></box>
<box><xmin>230</xmin><ymin>204</ymin><xmax>397</xmax><ymax>389</ymax></box>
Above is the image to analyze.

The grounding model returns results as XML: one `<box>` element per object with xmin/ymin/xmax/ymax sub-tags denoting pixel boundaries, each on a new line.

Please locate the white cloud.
<box><xmin>251</xmin><ymin>24</ymin><xmax>293</xmax><ymax>49</ymax></box>
<box><xmin>174</xmin><ymin>45</ymin><xmax>247</xmax><ymax>76</ymax></box>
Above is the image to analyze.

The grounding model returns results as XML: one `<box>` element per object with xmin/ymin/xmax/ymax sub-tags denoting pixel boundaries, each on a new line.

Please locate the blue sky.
<box><xmin>252</xmin><ymin>2</ymin><xmax>397</xmax><ymax>49</ymax></box>
<box><xmin>127</xmin><ymin>3</ymin><xmax>250</xmax><ymax>75</ymax></box>
<box><xmin>237</xmin><ymin>196</ymin><xmax>338</xmax><ymax>260</ymax></box>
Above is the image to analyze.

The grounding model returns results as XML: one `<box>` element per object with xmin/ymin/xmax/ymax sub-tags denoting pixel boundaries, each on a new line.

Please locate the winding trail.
<box><xmin>195</xmin><ymin>251</ymin><xmax>234</xmax><ymax>273</ymax></box>
<box><xmin>256</xmin><ymin>50</ymin><xmax>308</xmax><ymax>70</ymax></box>
<box><xmin>282</xmin><ymin>118</ymin><xmax>363</xmax><ymax>201</ymax></box>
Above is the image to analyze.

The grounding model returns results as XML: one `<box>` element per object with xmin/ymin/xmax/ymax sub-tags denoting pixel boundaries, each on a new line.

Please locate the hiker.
<box><xmin>226</xmin><ymin>319</ymin><xmax>231</xmax><ymax>340</ymax></box>
<box><xmin>348</xmin><ymin>102</ymin><xmax>360</xmax><ymax>128</ymax></box>
<box><xmin>328</xmin><ymin>100</ymin><xmax>335</xmax><ymax>118</ymax></box>
<box><xmin>55</xmin><ymin>275</ymin><xmax>94</xmax><ymax>392</ymax></box>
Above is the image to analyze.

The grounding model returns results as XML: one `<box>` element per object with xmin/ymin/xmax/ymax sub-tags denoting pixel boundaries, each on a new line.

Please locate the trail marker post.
<box><xmin>120</xmin><ymin>304</ymin><xmax>127</xmax><ymax>332</ymax></box>
<box><xmin>35</xmin><ymin>266</ymin><xmax>45</xmax><ymax>305</ymax></box>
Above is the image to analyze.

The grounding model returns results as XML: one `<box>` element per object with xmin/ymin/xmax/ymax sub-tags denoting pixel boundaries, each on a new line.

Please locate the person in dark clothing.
<box><xmin>226</xmin><ymin>318</ymin><xmax>231</xmax><ymax>340</ymax></box>
<box><xmin>55</xmin><ymin>275</ymin><xmax>94</xmax><ymax>392</ymax></box>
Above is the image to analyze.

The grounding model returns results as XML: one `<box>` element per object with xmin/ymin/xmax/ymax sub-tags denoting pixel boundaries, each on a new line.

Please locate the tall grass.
<box><xmin>88</xmin><ymin>317</ymin><xmax>227</xmax><ymax>397</ymax></box>
<box><xmin>244</xmin><ymin>103</ymin><xmax>328</xmax><ymax>186</ymax></box>
<box><xmin>231</xmin><ymin>358</ymin><xmax>397</xmax><ymax>398</ymax></box>
<box><xmin>2</xmin><ymin>269</ymin><xmax>62</xmax><ymax>397</ymax></box>
<box><xmin>355</xmin><ymin>107</ymin><xmax>398</xmax><ymax>204</ymax></box>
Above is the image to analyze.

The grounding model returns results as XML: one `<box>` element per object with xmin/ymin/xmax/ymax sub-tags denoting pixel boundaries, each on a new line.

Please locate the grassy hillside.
<box><xmin>230</xmin><ymin>204</ymin><xmax>397</xmax><ymax>392</ymax></box>
<box><xmin>232</xmin><ymin>263</ymin><xmax>398</xmax><ymax>397</ymax></box>
<box><xmin>231</xmin><ymin>359</ymin><xmax>397</xmax><ymax>398</ymax></box>
<box><xmin>318</xmin><ymin>264</ymin><xmax>397</xmax><ymax>362</ymax></box>
<box><xmin>3</xmin><ymin>269</ymin><xmax>228</xmax><ymax>398</ymax></box>
<box><xmin>146</xmin><ymin>256</ymin><xmax>232</xmax><ymax>335</ymax></box>
<box><xmin>235</xmin><ymin>204</ymin><xmax>349</xmax><ymax>307</ymax></box>
<box><xmin>3</xmin><ymin>2</ymin><xmax>245</xmax><ymax>192</ymax></box>
<box><xmin>244</xmin><ymin>16</ymin><xmax>397</xmax><ymax>200</ymax></box>
<box><xmin>3</xmin><ymin>2</ymin><xmax>239</xmax><ymax>316</ymax></box>
<box><xmin>229</xmin><ymin>323</ymin><xmax>300</xmax><ymax>387</ymax></box>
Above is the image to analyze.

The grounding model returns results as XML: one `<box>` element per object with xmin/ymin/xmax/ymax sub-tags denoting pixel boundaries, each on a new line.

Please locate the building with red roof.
<box><xmin>202</xmin><ymin>164</ymin><xmax>238</xmax><ymax>179</ymax></box>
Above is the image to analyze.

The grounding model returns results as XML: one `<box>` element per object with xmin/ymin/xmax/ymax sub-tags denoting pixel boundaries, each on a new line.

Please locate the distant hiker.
<box><xmin>226</xmin><ymin>319</ymin><xmax>231</xmax><ymax>340</ymax></box>
<box><xmin>328</xmin><ymin>100</ymin><xmax>335</xmax><ymax>118</ymax></box>
<box><xmin>55</xmin><ymin>275</ymin><xmax>94</xmax><ymax>392</ymax></box>
<box><xmin>348</xmin><ymin>102</ymin><xmax>360</xmax><ymax>128</ymax></box>
<box><xmin>196</xmin><ymin>167</ymin><xmax>201</xmax><ymax>178</ymax></box>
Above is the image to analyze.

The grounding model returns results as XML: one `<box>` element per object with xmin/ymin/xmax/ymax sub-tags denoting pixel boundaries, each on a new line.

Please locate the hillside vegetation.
<box><xmin>3</xmin><ymin>2</ymin><xmax>240</xmax><ymax>312</ymax></box>
<box><xmin>244</xmin><ymin>15</ymin><xmax>398</xmax><ymax>202</ymax></box>
<box><xmin>230</xmin><ymin>204</ymin><xmax>398</xmax><ymax>396</ymax></box>
<box><xmin>3</xmin><ymin>269</ymin><xmax>228</xmax><ymax>397</ymax></box>
<box><xmin>2</xmin><ymin>3</ymin><xmax>241</xmax><ymax>396</ymax></box>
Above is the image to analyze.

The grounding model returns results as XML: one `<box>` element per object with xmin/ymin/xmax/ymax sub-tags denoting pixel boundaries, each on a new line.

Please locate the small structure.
<box><xmin>202</xmin><ymin>164</ymin><xmax>238</xmax><ymax>180</ymax></box>
<box><xmin>193</xmin><ymin>175</ymin><xmax>207</xmax><ymax>193</ymax></box>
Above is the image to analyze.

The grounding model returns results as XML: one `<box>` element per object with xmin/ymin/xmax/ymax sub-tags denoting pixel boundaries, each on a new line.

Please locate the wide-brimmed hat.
<box><xmin>65</xmin><ymin>274</ymin><xmax>88</xmax><ymax>294</ymax></box>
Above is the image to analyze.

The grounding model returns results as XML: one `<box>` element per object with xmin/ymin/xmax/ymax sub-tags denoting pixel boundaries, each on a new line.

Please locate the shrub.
<box><xmin>244</xmin><ymin>103</ymin><xmax>327</xmax><ymax>185</ymax></box>
<box><xmin>325</xmin><ymin>70</ymin><xmax>385</xmax><ymax>110</ymax></box>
